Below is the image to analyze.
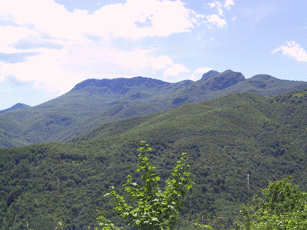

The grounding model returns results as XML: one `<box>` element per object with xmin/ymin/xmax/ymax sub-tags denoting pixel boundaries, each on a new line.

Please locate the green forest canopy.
<box><xmin>0</xmin><ymin>90</ymin><xmax>307</xmax><ymax>229</ymax></box>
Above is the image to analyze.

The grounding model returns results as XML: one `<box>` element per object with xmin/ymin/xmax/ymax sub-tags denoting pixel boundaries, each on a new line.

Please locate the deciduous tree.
<box><xmin>96</xmin><ymin>141</ymin><xmax>197</xmax><ymax>230</ymax></box>
<box><xmin>234</xmin><ymin>176</ymin><xmax>307</xmax><ymax>229</ymax></box>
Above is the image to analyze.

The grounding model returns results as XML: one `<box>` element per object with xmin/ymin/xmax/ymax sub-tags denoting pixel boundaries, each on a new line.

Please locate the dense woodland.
<box><xmin>1</xmin><ymin>89</ymin><xmax>307</xmax><ymax>229</ymax></box>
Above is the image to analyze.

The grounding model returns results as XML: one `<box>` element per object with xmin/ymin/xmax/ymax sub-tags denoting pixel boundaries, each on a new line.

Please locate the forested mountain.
<box><xmin>1</xmin><ymin>89</ymin><xmax>307</xmax><ymax>229</ymax></box>
<box><xmin>1</xmin><ymin>69</ymin><xmax>307</xmax><ymax>148</ymax></box>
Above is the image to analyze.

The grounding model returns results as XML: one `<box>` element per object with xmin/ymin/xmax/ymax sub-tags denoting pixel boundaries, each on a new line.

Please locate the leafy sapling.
<box><xmin>96</xmin><ymin>141</ymin><xmax>195</xmax><ymax>230</ymax></box>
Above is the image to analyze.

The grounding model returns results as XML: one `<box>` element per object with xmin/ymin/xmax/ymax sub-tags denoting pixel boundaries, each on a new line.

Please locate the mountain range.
<box><xmin>1</xmin><ymin>88</ymin><xmax>307</xmax><ymax>229</ymax></box>
<box><xmin>1</xmin><ymin>69</ymin><xmax>307</xmax><ymax>148</ymax></box>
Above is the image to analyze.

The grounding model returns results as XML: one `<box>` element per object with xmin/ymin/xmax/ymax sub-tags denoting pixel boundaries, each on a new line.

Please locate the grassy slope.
<box><xmin>1</xmin><ymin>89</ymin><xmax>307</xmax><ymax>229</ymax></box>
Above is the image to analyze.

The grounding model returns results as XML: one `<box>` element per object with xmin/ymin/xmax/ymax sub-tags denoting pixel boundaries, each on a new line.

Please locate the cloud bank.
<box><xmin>0</xmin><ymin>0</ymin><xmax>235</xmax><ymax>95</ymax></box>
<box><xmin>272</xmin><ymin>41</ymin><xmax>307</xmax><ymax>62</ymax></box>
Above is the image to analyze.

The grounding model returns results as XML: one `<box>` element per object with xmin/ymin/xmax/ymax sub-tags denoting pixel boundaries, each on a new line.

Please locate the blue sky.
<box><xmin>0</xmin><ymin>0</ymin><xmax>306</xmax><ymax>110</ymax></box>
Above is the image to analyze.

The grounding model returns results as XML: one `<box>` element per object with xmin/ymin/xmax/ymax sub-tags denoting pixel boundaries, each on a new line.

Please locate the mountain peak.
<box><xmin>251</xmin><ymin>74</ymin><xmax>276</xmax><ymax>81</ymax></box>
<box><xmin>200</xmin><ymin>70</ymin><xmax>219</xmax><ymax>81</ymax></box>
<box><xmin>71</xmin><ymin>76</ymin><xmax>169</xmax><ymax>94</ymax></box>
<box><xmin>203</xmin><ymin>70</ymin><xmax>245</xmax><ymax>90</ymax></box>
<box><xmin>0</xmin><ymin>103</ymin><xmax>31</xmax><ymax>114</ymax></box>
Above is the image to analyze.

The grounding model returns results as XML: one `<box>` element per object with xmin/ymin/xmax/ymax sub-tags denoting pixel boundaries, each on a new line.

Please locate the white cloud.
<box><xmin>0</xmin><ymin>35</ymin><xmax>187</xmax><ymax>89</ymax></box>
<box><xmin>0</xmin><ymin>0</ymin><xmax>205</xmax><ymax>94</ymax></box>
<box><xmin>207</xmin><ymin>0</ymin><xmax>234</xmax><ymax>27</ymax></box>
<box><xmin>55</xmin><ymin>39</ymin><xmax>185</xmax><ymax>80</ymax></box>
<box><xmin>81</xmin><ymin>0</ymin><xmax>199</xmax><ymax>38</ymax></box>
<box><xmin>0</xmin><ymin>49</ymin><xmax>84</xmax><ymax>93</ymax></box>
<box><xmin>218</xmin><ymin>8</ymin><xmax>224</xmax><ymax>16</ymax></box>
<box><xmin>206</xmin><ymin>14</ymin><xmax>227</xmax><ymax>28</ymax></box>
<box><xmin>0</xmin><ymin>0</ymin><xmax>87</xmax><ymax>40</ymax></box>
<box><xmin>0</xmin><ymin>29</ymin><xmax>187</xmax><ymax>90</ymax></box>
<box><xmin>209</xmin><ymin>0</ymin><xmax>234</xmax><ymax>13</ymax></box>
<box><xmin>0</xmin><ymin>0</ymin><xmax>200</xmax><ymax>40</ymax></box>
<box><xmin>163</xmin><ymin>63</ymin><xmax>189</xmax><ymax>78</ymax></box>
<box><xmin>224</xmin><ymin>0</ymin><xmax>234</xmax><ymax>9</ymax></box>
<box><xmin>0</xmin><ymin>26</ymin><xmax>39</xmax><ymax>52</ymax></box>
<box><xmin>272</xmin><ymin>41</ymin><xmax>307</xmax><ymax>62</ymax></box>
<box><xmin>209</xmin><ymin>2</ymin><xmax>216</xmax><ymax>8</ymax></box>
<box><xmin>190</xmin><ymin>67</ymin><xmax>213</xmax><ymax>80</ymax></box>
<box><xmin>151</xmin><ymin>55</ymin><xmax>174</xmax><ymax>69</ymax></box>
<box><xmin>208</xmin><ymin>1</ymin><xmax>223</xmax><ymax>16</ymax></box>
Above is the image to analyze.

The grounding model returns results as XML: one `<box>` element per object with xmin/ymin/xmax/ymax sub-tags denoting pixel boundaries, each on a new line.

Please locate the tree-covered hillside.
<box><xmin>1</xmin><ymin>89</ymin><xmax>307</xmax><ymax>229</ymax></box>
<box><xmin>1</xmin><ymin>70</ymin><xmax>307</xmax><ymax>148</ymax></box>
